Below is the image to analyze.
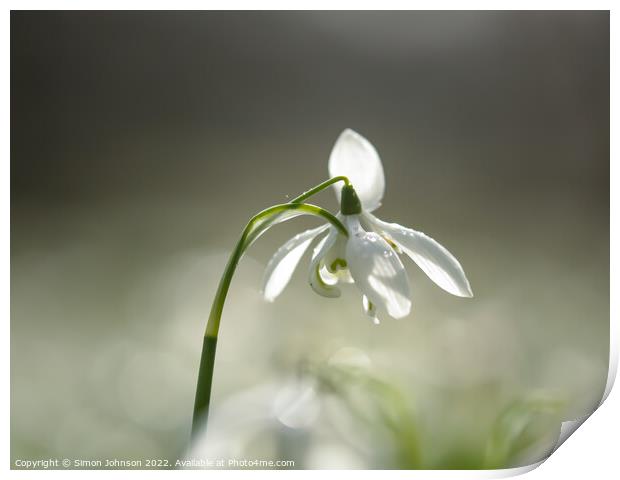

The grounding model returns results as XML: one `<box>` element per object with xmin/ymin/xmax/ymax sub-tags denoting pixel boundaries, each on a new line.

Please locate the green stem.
<box><xmin>192</xmin><ymin>335</ymin><xmax>217</xmax><ymax>437</ymax></box>
<box><xmin>290</xmin><ymin>175</ymin><xmax>350</xmax><ymax>203</ymax></box>
<box><xmin>243</xmin><ymin>175</ymin><xmax>350</xmax><ymax>249</ymax></box>
<box><xmin>205</xmin><ymin>203</ymin><xmax>345</xmax><ymax>338</ymax></box>
<box><xmin>191</xmin><ymin>194</ymin><xmax>348</xmax><ymax>437</ymax></box>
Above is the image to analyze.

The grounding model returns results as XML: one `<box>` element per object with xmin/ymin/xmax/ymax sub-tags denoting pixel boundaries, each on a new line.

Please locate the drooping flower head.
<box><xmin>262</xmin><ymin>129</ymin><xmax>473</xmax><ymax>323</ymax></box>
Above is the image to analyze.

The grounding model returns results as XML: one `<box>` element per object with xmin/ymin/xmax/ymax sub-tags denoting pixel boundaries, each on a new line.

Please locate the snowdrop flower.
<box><xmin>262</xmin><ymin>129</ymin><xmax>473</xmax><ymax>323</ymax></box>
<box><xmin>192</xmin><ymin>128</ymin><xmax>474</xmax><ymax>437</ymax></box>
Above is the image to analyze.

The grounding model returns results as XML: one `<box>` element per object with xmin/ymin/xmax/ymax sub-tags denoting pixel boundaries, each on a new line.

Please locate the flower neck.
<box><xmin>344</xmin><ymin>214</ymin><xmax>363</xmax><ymax>235</ymax></box>
<box><xmin>340</xmin><ymin>184</ymin><xmax>362</xmax><ymax>215</ymax></box>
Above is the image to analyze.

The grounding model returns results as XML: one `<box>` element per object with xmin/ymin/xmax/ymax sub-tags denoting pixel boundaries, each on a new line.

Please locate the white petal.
<box><xmin>262</xmin><ymin>225</ymin><xmax>328</xmax><ymax>302</ymax></box>
<box><xmin>365</xmin><ymin>212</ymin><xmax>473</xmax><ymax>298</ymax></box>
<box><xmin>345</xmin><ymin>217</ymin><xmax>411</xmax><ymax>319</ymax></box>
<box><xmin>308</xmin><ymin>228</ymin><xmax>341</xmax><ymax>298</ymax></box>
<box><xmin>328</xmin><ymin>129</ymin><xmax>385</xmax><ymax>212</ymax></box>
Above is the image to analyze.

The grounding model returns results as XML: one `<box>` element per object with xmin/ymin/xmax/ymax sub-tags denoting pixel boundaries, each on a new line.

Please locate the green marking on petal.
<box><xmin>329</xmin><ymin>258</ymin><xmax>348</xmax><ymax>272</ymax></box>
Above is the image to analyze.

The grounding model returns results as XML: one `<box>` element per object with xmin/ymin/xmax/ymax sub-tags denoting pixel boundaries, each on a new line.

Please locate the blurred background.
<box><xmin>11</xmin><ymin>11</ymin><xmax>609</xmax><ymax>469</ymax></box>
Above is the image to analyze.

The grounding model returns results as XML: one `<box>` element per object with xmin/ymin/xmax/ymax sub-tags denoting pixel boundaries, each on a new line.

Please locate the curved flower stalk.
<box><xmin>262</xmin><ymin>129</ymin><xmax>473</xmax><ymax>324</ymax></box>
<box><xmin>192</xmin><ymin>201</ymin><xmax>348</xmax><ymax>436</ymax></box>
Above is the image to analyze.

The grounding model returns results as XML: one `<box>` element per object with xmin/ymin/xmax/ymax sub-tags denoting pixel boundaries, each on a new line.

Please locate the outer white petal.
<box><xmin>328</xmin><ymin>129</ymin><xmax>385</xmax><ymax>212</ymax></box>
<box><xmin>364</xmin><ymin>212</ymin><xmax>473</xmax><ymax>298</ymax></box>
<box><xmin>345</xmin><ymin>216</ymin><xmax>411</xmax><ymax>319</ymax></box>
<box><xmin>308</xmin><ymin>228</ymin><xmax>341</xmax><ymax>298</ymax></box>
<box><xmin>262</xmin><ymin>224</ymin><xmax>328</xmax><ymax>302</ymax></box>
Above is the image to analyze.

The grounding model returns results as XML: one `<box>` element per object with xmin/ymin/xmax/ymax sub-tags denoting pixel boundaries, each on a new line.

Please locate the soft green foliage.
<box><xmin>304</xmin><ymin>357</ymin><xmax>564</xmax><ymax>469</ymax></box>
<box><xmin>309</xmin><ymin>358</ymin><xmax>421</xmax><ymax>468</ymax></box>
<box><xmin>484</xmin><ymin>394</ymin><xmax>564</xmax><ymax>469</ymax></box>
